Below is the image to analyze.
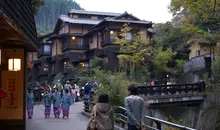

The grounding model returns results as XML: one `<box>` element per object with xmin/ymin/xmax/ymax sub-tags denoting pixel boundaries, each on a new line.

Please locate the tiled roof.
<box><xmin>105</xmin><ymin>18</ymin><xmax>152</xmax><ymax>24</ymax></box>
<box><xmin>69</xmin><ymin>9</ymin><xmax>121</xmax><ymax>16</ymax></box>
<box><xmin>59</xmin><ymin>15</ymin><xmax>101</xmax><ymax>25</ymax></box>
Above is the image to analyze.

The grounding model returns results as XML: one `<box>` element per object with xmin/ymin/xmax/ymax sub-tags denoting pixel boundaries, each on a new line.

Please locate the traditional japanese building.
<box><xmin>29</xmin><ymin>9</ymin><xmax>153</xmax><ymax>85</ymax></box>
<box><xmin>0</xmin><ymin>0</ymin><xmax>38</xmax><ymax>129</ymax></box>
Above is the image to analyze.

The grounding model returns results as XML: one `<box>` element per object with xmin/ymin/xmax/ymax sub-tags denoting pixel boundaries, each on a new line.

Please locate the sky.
<box><xmin>75</xmin><ymin>0</ymin><xmax>173</xmax><ymax>23</ymax></box>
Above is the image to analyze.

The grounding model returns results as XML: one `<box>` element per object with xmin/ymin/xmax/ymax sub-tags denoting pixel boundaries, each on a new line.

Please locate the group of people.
<box><xmin>53</xmin><ymin>79</ymin><xmax>81</xmax><ymax>102</ymax></box>
<box><xmin>87</xmin><ymin>84</ymin><xmax>146</xmax><ymax>130</ymax></box>
<box><xmin>27</xmin><ymin>81</ymin><xmax>146</xmax><ymax>130</ymax></box>
<box><xmin>27</xmin><ymin>86</ymin><xmax>72</xmax><ymax>119</ymax></box>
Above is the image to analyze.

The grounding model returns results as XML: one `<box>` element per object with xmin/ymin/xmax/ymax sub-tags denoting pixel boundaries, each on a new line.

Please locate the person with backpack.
<box><xmin>125</xmin><ymin>84</ymin><xmax>146</xmax><ymax>130</ymax></box>
<box><xmin>64</xmin><ymin>81</ymin><xmax>72</xmax><ymax>93</ymax></box>
<box><xmin>87</xmin><ymin>93</ymin><xmax>114</xmax><ymax>130</ymax></box>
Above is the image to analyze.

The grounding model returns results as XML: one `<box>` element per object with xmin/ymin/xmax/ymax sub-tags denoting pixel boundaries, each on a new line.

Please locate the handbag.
<box><xmin>88</xmin><ymin>106</ymin><xmax>98</xmax><ymax>130</ymax></box>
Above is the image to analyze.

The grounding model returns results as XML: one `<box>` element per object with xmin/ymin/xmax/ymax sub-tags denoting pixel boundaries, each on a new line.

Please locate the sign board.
<box><xmin>6</xmin><ymin>76</ymin><xmax>18</xmax><ymax>108</ymax></box>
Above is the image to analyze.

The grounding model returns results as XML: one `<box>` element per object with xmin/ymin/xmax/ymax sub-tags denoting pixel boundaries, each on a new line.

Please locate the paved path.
<box><xmin>26</xmin><ymin>102</ymin><xmax>89</xmax><ymax>130</ymax></box>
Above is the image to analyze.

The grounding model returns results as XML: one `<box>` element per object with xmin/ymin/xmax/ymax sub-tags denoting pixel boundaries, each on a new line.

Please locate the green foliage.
<box><xmin>115</xmin><ymin>24</ymin><xmax>152</xmax><ymax>65</ymax></box>
<box><xmin>165</xmin><ymin>116</ymin><xmax>191</xmax><ymax>130</ymax></box>
<box><xmin>90</xmin><ymin>57</ymin><xmax>103</xmax><ymax>69</ymax></box>
<box><xmin>35</xmin><ymin>0</ymin><xmax>83</xmax><ymax>34</ymax></box>
<box><xmin>169</xmin><ymin>0</ymin><xmax>220</xmax><ymax>43</ymax></box>
<box><xmin>92</xmin><ymin>68</ymin><xmax>132</xmax><ymax>106</ymax></box>
<box><xmin>115</xmin><ymin>24</ymin><xmax>152</xmax><ymax>81</ymax></box>
<box><xmin>153</xmin><ymin>47</ymin><xmax>176</xmax><ymax>73</ymax></box>
<box><xmin>152</xmin><ymin>23</ymin><xmax>189</xmax><ymax>79</ymax></box>
<box><xmin>212</xmin><ymin>53</ymin><xmax>220</xmax><ymax>78</ymax></box>
<box><xmin>52</xmin><ymin>73</ymin><xmax>63</xmax><ymax>87</ymax></box>
<box><xmin>152</xmin><ymin>23</ymin><xmax>189</xmax><ymax>60</ymax></box>
<box><xmin>31</xmin><ymin>0</ymin><xmax>44</xmax><ymax>14</ymax></box>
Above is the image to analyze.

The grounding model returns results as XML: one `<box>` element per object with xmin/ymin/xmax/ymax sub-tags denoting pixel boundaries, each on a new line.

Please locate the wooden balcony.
<box><xmin>184</xmin><ymin>54</ymin><xmax>213</xmax><ymax>74</ymax></box>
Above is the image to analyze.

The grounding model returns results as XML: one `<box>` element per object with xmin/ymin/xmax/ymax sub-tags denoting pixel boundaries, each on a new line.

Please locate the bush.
<box><xmin>212</xmin><ymin>54</ymin><xmax>220</xmax><ymax>79</ymax></box>
<box><xmin>165</xmin><ymin>116</ymin><xmax>191</xmax><ymax>130</ymax></box>
<box><xmin>92</xmin><ymin>68</ymin><xmax>133</xmax><ymax>106</ymax></box>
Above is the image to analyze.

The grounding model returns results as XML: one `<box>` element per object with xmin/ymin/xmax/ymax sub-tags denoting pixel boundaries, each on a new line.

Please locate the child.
<box><xmin>52</xmin><ymin>88</ymin><xmax>61</xmax><ymax>118</ymax></box>
<box><xmin>61</xmin><ymin>89</ymin><xmax>72</xmax><ymax>119</ymax></box>
<box><xmin>71</xmin><ymin>87</ymin><xmax>76</xmax><ymax>103</ymax></box>
<box><xmin>43</xmin><ymin>87</ymin><xmax>52</xmax><ymax>118</ymax></box>
<box><xmin>27</xmin><ymin>88</ymin><xmax>34</xmax><ymax>119</ymax></box>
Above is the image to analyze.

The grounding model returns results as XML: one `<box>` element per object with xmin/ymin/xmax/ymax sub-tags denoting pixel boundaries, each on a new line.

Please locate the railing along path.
<box><xmin>83</xmin><ymin>101</ymin><xmax>196</xmax><ymax>130</ymax></box>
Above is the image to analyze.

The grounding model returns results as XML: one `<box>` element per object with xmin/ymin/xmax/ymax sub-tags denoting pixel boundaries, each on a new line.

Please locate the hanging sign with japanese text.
<box><xmin>6</xmin><ymin>76</ymin><xmax>18</xmax><ymax>108</ymax></box>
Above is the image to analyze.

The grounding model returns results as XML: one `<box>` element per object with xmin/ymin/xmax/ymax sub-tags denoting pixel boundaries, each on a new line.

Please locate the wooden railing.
<box><xmin>137</xmin><ymin>82</ymin><xmax>205</xmax><ymax>96</ymax></box>
<box><xmin>83</xmin><ymin>101</ymin><xmax>196</xmax><ymax>130</ymax></box>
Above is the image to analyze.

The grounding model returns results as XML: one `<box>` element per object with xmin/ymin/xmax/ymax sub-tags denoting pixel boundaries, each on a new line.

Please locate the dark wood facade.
<box><xmin>29</xmin><ymin>10</ymin><xmax>153</xmax><ymax>85</ymax></box>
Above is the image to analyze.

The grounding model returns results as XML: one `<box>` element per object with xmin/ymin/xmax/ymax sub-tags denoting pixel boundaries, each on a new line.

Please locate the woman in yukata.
<box><xmin>61</xmin><ymin>89</ymin><xmax>72</xmax><ymax>119</ymax></box>
<box><xmin>43</xmin><ymin>87</ymin><xmax>52</xmax><ymax>118</ymax></box>
<box><xmin>27</xmin><ymin>88</ymin><xmax>34</xmax><ymax>119</ymax></box>
<box><xmin>52</xmin><ymin>88</ymin><xmax>61</xmax><ymax>118</ymax></box>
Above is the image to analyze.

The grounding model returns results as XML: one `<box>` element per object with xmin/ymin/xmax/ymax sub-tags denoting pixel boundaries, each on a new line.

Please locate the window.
<box><xmin>110</xmin><ymin>31</ymin><xmax>121</xmax><ymax>42</ymax></box>
<box><xmin>73</xmin><ymin>15</ymin><xmax>78</xmax><ymax>18</ymax></box>
<box><xmin>93</xmin><ymin>35</ymin><xmax>97</xmax><ymax>43</ymax></box>
<box><xmin>196</xmin><ymin>50</ymin><xmax>200</xmax><ymax>56</ymax></box>
<box><xmin>44</xmin><ymin>64</ymin><xmax>48</xmax><ymax>71</ymax></box>
<box><xmin>91</xmin><ymin>16</ymin><xmax>98</xmax><ymax>20</ymax></box>
<box><xmin>71</xmin><ymin>36</ymin><xmax>81</xmax><ymax>48</ymax></box>
<box><xmin>125</xmin><ymin>32</ymin><xmax>132</xmax><ymax>40</ymax></box>
<box><xmin>44</xmin><ymin>45</ymin><xmax>51</xmax><ymax>54</ymax></box>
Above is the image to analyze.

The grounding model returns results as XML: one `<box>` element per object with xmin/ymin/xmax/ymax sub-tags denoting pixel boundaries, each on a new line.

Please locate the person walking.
<box><xmin>27</xmin><ymin>88</ymin><xmax>34</xmax><ymax>119</ymax></box>
<box><xmin>52</xmin><ymin>88</ymin><xmax>61</xmax><ymax>118</ymax></box>
<box><xmin>87</xmin><ymin>93</ymin><xmax>114</xmax><ymax>130</ymax></box>
<box><xmin>71</xmin><ymin>86</ymin><xmax>76</xmax><ymax>103</ymax></box>
<box><xmin>43</xmin><ymin>87</ymin><xmax>52</xmax><ymax>118</ymax></box>
<box><xmin>53</xmin><ymin>79</ymin><xmax>63</xmax><ymax>93</ymax></box>
<box><xmin>74</xmin><ymin>84</ymin><xmax>80</xmax><ymax>102</ymax></box>
<box><xmin>64</xmin><ymin>81</ymin><xmax>72</xmax><ymax>93</ymax></box>
<box><xmin>84</xmin><ymin>82</ymin><xmax>92</xmax><ymax>101</ymax></box>
<box><xmin>125</xmin><ymin>84</ymin><xmax>145</xmax><ymax>130</ymax></box>
<box><xmin>61</xmin><ymin>89</ymin><xmax>72</xmax><ymax>119</ymax></box>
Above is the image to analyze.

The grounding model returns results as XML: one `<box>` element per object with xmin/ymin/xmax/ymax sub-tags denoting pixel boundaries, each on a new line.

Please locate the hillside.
<box><xmin>35</xmin><ymin>0</ymin><xmax>83</xmax><ymax>35</ymax></box>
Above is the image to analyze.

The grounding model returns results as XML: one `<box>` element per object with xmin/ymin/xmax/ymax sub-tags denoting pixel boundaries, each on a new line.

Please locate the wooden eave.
<box><xmin>0</xmin><ymin>0</ymin><xmax>38</xmax><ymax>51</ymax></box>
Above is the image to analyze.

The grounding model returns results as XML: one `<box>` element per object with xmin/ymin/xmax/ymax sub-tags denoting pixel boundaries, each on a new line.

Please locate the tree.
<box><xmin>35</xmin><ymin>0</ymin><xmax>83</xmax><ymax>34</ymax></box>
<box><xmin>212</xmin><ymin>53</ymin><xmax>220</xmax><ymax>79</ymax></box>
<box><xmin>169</xmin><ymin>0</ymin><xmax>220</xmax><ymax>43</ymax></box>
<box><xmin>31</xmin><ymin>0</ymin><xmax>44</xmax><ymax>14</ymax></box>
<box><xmin>115</xmin><ymin>24</ymin><xmax>152</xmax><ymax>81</ymax></box>
<box><xmin>152</xmin><ymin>23</ymin><xmax>189</xmax><ymax>79</ymax></box>
<box><xmin>153</xmin><ymin>47</ymin><xmax>176</xmax><ymax>79</ymax></box>
<box><xmin>152</xmin><ymin>23</ymin><xmax>189</xmax><ymax>60</ymax></box>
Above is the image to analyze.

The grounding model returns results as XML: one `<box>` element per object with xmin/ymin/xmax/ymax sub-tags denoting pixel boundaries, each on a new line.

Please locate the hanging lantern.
<box><xmin>8</xmin><ymin>58</ymin><xmax>21</xmax><ymax>71</ymax></box>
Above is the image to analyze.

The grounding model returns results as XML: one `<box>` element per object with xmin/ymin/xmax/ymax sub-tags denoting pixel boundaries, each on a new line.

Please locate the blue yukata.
<box><xmin>43</xmin><ymin>92</ymin><xmax>52</xmax><ymax>117</ymax></box>
<box><xmin>52</xmin><ymin>92</ymin><xmax>61</xmax><ymax>117</ymax></box>
<box><xmin>27</xmin><ymin>93</ymin><xmax>34</xmax><ymax>118</ymax></box>
<box><xmin>61</xmin><ymin>93</ymin><xmax>72</xmax><ymax>118</ymax></box>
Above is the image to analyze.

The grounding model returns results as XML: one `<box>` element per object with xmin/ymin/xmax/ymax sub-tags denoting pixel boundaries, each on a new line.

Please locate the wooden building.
<box><xmin>0</xmin><ymin>0</ymin><xmax>38</xmax><ymax>129</ymax></box>
<box><xmin>29</xmin><ymin>9</ymin><xmax>153</xmax><ymax>85</ymax></box>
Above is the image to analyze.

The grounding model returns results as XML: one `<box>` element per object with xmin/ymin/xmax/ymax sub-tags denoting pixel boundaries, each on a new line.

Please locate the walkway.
<box><xmin>26</xmin><ymin>102</ymin><xmax>89</xmax><ymax>130</ymax></box>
